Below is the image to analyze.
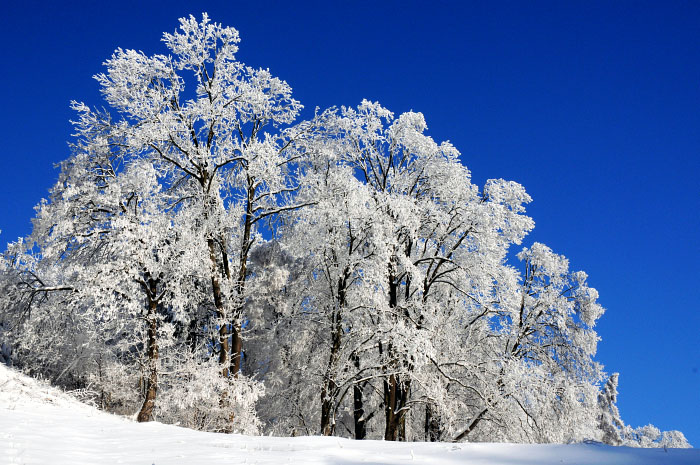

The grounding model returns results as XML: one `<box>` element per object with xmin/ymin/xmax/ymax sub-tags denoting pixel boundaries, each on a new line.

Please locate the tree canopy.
<box><xmin>0</xmin><ymin>14</ymin><xmax>689</xmax><ymax>447</ymax></box>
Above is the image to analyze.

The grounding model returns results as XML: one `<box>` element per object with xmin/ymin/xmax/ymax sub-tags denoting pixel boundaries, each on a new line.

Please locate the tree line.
<box><xmin>0</xmin><ymin>14</ymin><xmax>689</xmax><ymax>447</ymax></box>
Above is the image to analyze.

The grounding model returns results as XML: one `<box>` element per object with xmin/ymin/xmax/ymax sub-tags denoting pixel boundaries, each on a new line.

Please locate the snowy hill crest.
<box><xmin>1</xmin><ymin>364</ymin><xmax>698</xmax><ymax>465</ymax></box>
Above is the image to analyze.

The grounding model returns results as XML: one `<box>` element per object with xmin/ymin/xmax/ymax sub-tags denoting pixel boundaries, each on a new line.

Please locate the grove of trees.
<box><xmin>0</xmin><ymin>14</ymin><xmax>689</xmax><ymax>447</ymax></box>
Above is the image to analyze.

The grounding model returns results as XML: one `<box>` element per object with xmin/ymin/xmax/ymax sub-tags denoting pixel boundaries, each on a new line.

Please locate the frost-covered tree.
<box><xmin>8</xmin><ymin>13</ymin><xmax>311</xmax><ymax>430</ymax></box>
<box><xmin>597</xmin><ymin>373</ymin><xmax>690</xmax><ymax>448</ymax></box>
<box><xmin>0</xmin><ymin>13</ymin><xmax>691</xmax><ymax>447</ymax></box>
<box><xmin>270</xmin><ymin>101</ymin><xmax>538</xmax><ymax>441</ymax></box>
<box><xmin>432</xmin><ymin>243</ymin><xmax>603</xmax><ymax>444</ymax></box>
<box><xmin>84</xmin><ymin>13</ymin><xmax>307</xmax><ymax>383</ymax></box>
<box><xmin>2</xmin><ymin>101</ymin><xmax>264</xmax><ymax>432</ymax></box>
<box><xmin>286</xmin><ymin>164</ymin><xmax>380</xmax><ymax>438</ymax></box>
<box><xmin>598</xmin><ymin>373</ymin><xmax>624</xmax><ymax>445</ymax></box>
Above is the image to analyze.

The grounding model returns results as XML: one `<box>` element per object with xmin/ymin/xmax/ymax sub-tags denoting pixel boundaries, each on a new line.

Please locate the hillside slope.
<box><xmin>1</xmin><ymin>364</ymin><xmax>697</xmax><ymax>465</ymax></box>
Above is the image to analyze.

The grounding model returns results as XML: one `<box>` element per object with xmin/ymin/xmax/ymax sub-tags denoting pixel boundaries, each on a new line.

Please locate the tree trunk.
<box><xmin>321</xmin><ymin>270</ymin><xmax>348</xmax><ymax>436</ymax></box>
<box><xmin>229</xmin><ymin>176</ymin><xmax>255</xmax><ymax>378</ymax></box>
<box><xmin>186</xmin><ymin>317</ymin><xmax>198</xmax><ymax>353</ymax></box>
<box><xmin>352</xmin><ymin>353</ymin><xmax>367</xmax><ymax>440</ymax></box>
<box><xmin>320</xmin><ymin>375</ymin><xmax>338</xmax><ymax>436</ymax></box>
<box><xmin>397</xmin><ymin>378</ymin><xmax>409</xmax><ymax>441</ymax></box>
<box><xmin>137</xmin><ymin>278</ymin><xmax>159</xmax><ymax>422</ymax></box>
<box><xmin>384</xmin><ymin>374</ymin><xmax>409</xmax><ymax>441</ymax></box>
<box><xmin>383</xmin><ymin>263</ymin><xmax>409</xmax><ymax>441</ymax></box>
<box><xmin>200</xmin><ymin>174</ymin><xmax>233</xmax><ymax>380</ymax></box>
<box><xmin>425</xmin><ymin>402</ymin><xmax>442</xmax><ymax>441</ymax></box>
<box><xmin>209</xmin><ymin>237</ymin><xmax>230</xmax><ymax>378</ymax></box>
<box><xmin>320</xmin><ymin>323</ymin><xmax>340</xmax><ymax>436</ymax></box>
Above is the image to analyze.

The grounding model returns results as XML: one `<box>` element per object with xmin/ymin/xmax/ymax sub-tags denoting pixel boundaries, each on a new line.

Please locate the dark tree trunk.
<box><xmin>383</xmin><ymin>263</ymin><xmax>409</xmax><ymax>441</ymax></box>
<box><xmin>352</xmin><ymin>353</ymin><xmax>367</xmax><ymax>440</ymax></box>
<box><xmin>383</xmin><ymin>373</ymin><xmax>409</xmax><ymax>441</ymax></box>
<box><xmin>137</xmin><ymin>278</ymin><xmax>159</xmax><ymax>423</ymax></box>
<box><xmin>321</xmin><ymin>269</ymin><xmax>348</xmax><ymax>436</ymax></box>
<box><xmin>425</xmin><ymin>403</ymin><xmax>442</xmax><ymax>441</ymax></box>
<box><xmin>187</xmin><ymin>316</ymin><xmax>198</xmax><ymax>353</ymax></box>
<box><xmin>384</xmin><ymin>374</ymin><xmax>397</xmax><ymax>440</ymax></box>
<box><xmin>209</xmin><ymin>237</ymin><xmax>230</xmax><ymax>378</ymax></box>
<box><xmin>320</xmin><ymin>318</ymin><xmax>340</xmax><ymax>435</ymax></box>
<box><xmin>229</xmin><ymin>176</ymin><xmax>255</xmax><ymax>378</ymax></box>
<box><xmin>201</xmin><ymin>173</ymin><xmax>234</xmax><ymax>380</ymax></box>
<box><xmin>320</xmin><ymin>374</ymin><xmax>338</xmax><ymax>436</ymax></box>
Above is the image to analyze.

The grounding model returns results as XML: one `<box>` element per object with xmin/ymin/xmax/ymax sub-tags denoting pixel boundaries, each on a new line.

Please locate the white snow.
<box><xmin>1</xmin><ymin>364</ymin><xmax>697</xmax><ymax>465</ymax></box>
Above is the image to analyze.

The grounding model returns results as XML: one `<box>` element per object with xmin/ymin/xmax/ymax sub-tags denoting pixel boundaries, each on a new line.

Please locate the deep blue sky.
<box><xmin>1</xmin><ymin>1</ymin><xmax>698</xmax><ymax>445</ymax></box>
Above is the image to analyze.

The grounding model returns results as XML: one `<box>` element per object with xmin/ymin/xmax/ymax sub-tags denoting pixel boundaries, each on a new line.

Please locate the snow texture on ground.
<box><xmin>1</xmin><ymin>364</ymin><xmax>698</xmax><ymax>465</ymax></box>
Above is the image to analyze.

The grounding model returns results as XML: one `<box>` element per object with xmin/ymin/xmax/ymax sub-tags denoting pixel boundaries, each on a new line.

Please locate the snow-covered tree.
<box><xmin>84</xmin><ymin>13</ymin><xmax>308</xmax><ymax>384</ymax></box>
<box><xmin>4</xmin><ymin>12</ymin><xmax>310</xmax><ymax>431</ymax></box>
<box><xmin>597</xmin><ymin>373</ymin><xmax>690</xmax><ymax>448</ymax></box>
<box><xmin>598</xmin><ymin>373</ymin><xmax>624</xmax><ymax>445</ymax></box>
<box><xmin>268</xmin><ymin>101</ymin><xmax>539</xmax><ymax>441</ymax></box>
<box><xmin>0</xmin><ymin>13</ymin><xmax>690</xmax><ymax>447</ymax></box>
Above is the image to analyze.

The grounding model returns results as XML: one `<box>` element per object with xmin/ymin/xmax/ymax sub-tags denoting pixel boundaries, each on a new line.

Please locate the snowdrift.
<box><xmin>1</xmin><ymin>364</ymin><xmax>697</xmax><ymax>465</ymax></box>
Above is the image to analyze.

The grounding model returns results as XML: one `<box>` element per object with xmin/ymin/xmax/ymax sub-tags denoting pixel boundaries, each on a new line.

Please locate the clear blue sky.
<box><xmin>1</xmin><ymin>0</ymin><xmax>698</xmax><ymax>445</ymax></box>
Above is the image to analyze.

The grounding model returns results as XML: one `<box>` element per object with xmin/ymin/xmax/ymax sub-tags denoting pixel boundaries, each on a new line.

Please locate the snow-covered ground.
<box><xmin>1</xmin><ymin>365</ymin><xmax>697</xmax><ymax>465</ymax></box>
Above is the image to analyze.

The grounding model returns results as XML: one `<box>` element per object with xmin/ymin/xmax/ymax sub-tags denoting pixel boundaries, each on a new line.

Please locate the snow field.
<box><xmin>2</xmin><ymin>365</ymin><xmax>699</xmax><ymax>464</ymax></box>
